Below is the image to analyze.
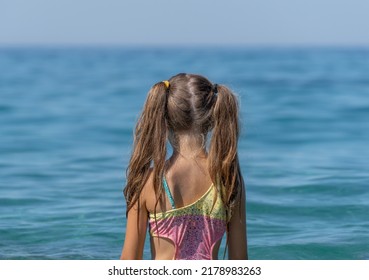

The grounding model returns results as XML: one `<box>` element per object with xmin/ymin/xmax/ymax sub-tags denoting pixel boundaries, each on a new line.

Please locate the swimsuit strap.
<box><xmin>162</xmin><ymin>176</ymin><xmax>176</xmax><ymax>209</ymax></box>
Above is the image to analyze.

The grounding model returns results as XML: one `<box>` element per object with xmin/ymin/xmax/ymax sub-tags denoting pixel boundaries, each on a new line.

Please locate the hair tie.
<box><xmin>163</xmin><ymin>80</ymin><xmax>170</xmax><ymax>89</ymax></box>
<box><xmin>213</xmin><ymin>84</ymin><xmax>218</xmax><ymax>95</ymax></box>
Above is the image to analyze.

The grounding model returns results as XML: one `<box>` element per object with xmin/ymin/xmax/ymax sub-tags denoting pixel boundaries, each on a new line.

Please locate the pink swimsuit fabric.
<box><xmin>149</xmin><ymin>184</ymin><xmax>227</xmax><ymax>260</ymax></box>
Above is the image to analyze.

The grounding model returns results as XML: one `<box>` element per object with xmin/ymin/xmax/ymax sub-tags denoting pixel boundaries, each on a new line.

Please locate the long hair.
<box><xmin>124</xmin><ymin>73</ymin><xmax>244</xmax><ymax>224</ymax></box>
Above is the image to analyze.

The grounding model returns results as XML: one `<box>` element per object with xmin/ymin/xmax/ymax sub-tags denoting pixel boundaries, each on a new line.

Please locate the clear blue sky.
<box><xmin>1</xmin><ymin>0</ymin><xmax>369</xmax><ymax>46</ymax></box>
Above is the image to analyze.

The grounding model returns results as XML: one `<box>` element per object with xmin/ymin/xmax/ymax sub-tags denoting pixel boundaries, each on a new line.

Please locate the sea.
<box><xmin>0</xmin><ymin>46</ymin><xmax>368</xmax><ymax>260</ymax></box>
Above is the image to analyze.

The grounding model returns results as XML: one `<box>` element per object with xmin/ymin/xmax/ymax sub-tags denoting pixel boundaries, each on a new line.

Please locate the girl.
<box><xmin>120</xmin><ymin>73</ymin><xmax>247</xmax><ymax>260</ymax></box>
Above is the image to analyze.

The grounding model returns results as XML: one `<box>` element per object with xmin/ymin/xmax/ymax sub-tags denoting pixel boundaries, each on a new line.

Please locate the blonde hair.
<box><xmin>124</xmin><ymin>73</ymin><xmax>244</xmax><ymax>224</ymax></box>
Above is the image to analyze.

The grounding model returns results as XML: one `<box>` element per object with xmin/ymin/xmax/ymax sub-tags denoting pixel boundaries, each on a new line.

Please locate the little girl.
<box><xmin>120</xmin><ymin>73</ymin><xmax>247</xmax><ymax>260</ymax></box>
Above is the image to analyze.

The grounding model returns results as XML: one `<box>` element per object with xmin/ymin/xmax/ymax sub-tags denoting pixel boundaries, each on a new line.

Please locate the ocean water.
<box><xmin>0</xmin><ymin>47</ymin><xmax>368</xmax><ymax>260</ymax></box>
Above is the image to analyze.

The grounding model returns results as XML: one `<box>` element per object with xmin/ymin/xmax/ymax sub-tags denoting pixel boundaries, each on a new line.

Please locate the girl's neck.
<box><xmin>171</xmin><ymin>132</ymin><xmax>207</xmax><ymax>160</ymax></box>
<box><xmin>171</xmin><ymin>149</ymin><xmax>207</xmax><ymax>161</ymax></box>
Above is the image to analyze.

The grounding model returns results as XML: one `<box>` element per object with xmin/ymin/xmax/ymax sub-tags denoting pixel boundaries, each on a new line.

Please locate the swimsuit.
<box><xmin>149</xmin><ymin>177</ymin><xmax>227</xmax><ymax>260</ymax></box>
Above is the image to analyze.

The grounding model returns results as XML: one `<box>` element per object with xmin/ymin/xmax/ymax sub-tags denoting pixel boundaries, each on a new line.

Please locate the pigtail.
<box><xmin>208</xmin><ymin>84</ymin><xmax>245</xmax><ymax>259</ymax></box>
<box><xmin>208</xmin><ymin>84</ymin><xmax>244</xmax><ymax>218</ymax></box>
<box><xmin>124</xmin><ymin>82</ymin><xmax>169</xmax><ymax>216</ymax></box>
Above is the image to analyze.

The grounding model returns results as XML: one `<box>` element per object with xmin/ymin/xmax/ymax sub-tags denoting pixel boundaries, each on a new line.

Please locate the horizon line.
<box><xmin>1</xmin><ymin>42</ymin><xmax>369</xmax><ymax>50</ymax></box>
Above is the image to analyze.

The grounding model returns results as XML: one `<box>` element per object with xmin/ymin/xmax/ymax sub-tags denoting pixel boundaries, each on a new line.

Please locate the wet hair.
<box><xmin>123</xmin><ymin>73</ymin><xmax>245</xmax><ymax>228</ymax></box>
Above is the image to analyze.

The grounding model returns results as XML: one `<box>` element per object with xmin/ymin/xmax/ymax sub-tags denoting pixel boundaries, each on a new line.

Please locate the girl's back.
<box><xmin>145</xmin><ymin>155</ymin><xmax>221</xmax><ymax>259</ymax></box>
<box><xmin>153</xmin><ymin>155</ymin><xmax>212</xmax><ymax>211</ymax></box>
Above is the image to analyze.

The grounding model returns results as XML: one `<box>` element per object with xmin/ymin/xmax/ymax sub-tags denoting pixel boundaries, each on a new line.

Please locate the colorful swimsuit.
<box><xmin>149</xmin><ymin>177</ymin><xmax>227</xmax><ymax>260</ymax></box>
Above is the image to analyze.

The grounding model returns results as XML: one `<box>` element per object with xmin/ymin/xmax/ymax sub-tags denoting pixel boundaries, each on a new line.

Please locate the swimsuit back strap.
<box><xmin>162</xmin><ymin>176</ymin><xmax>176</xmax><ymax>209</ymax></box>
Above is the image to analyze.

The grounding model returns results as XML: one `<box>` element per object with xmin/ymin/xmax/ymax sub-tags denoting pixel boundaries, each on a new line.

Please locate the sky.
<box><xmin>1</xmin><ymin>0</ymin><xmax>369</xmax><ymax>46</ymax></box>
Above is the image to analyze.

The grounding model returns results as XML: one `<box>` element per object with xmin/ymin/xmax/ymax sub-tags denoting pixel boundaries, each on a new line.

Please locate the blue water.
<box><xmin>0</xmin><ymin>47</ymin><xmax>368</xmax><ymax>260</ymax></box>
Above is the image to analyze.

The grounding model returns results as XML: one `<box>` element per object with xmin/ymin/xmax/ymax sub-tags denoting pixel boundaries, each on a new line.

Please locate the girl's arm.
<box><xmin>227</xmin><ymin>184</ymin><xmax>248</xmax><ymax>259</ymax></box>
<box><xmin>120</xmin><ymin>195</ymin><xmax>148</xmax><ymax>260</ymax></box>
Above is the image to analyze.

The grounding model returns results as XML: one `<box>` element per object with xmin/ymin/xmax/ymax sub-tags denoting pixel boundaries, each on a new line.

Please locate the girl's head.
<box><xmin>124</xmin><ymin>73</ymin><xmax>244</xmax><ymax>220</ymax></box>
<box><xmin>165</xmin><ymin>73</ymin><xmax>219</xmax><ymax>146</ymax></box>
<box><xmin>163</xmin><ymin>74</ymin><xmax>239</xmax><ymax>154</ymax></box>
